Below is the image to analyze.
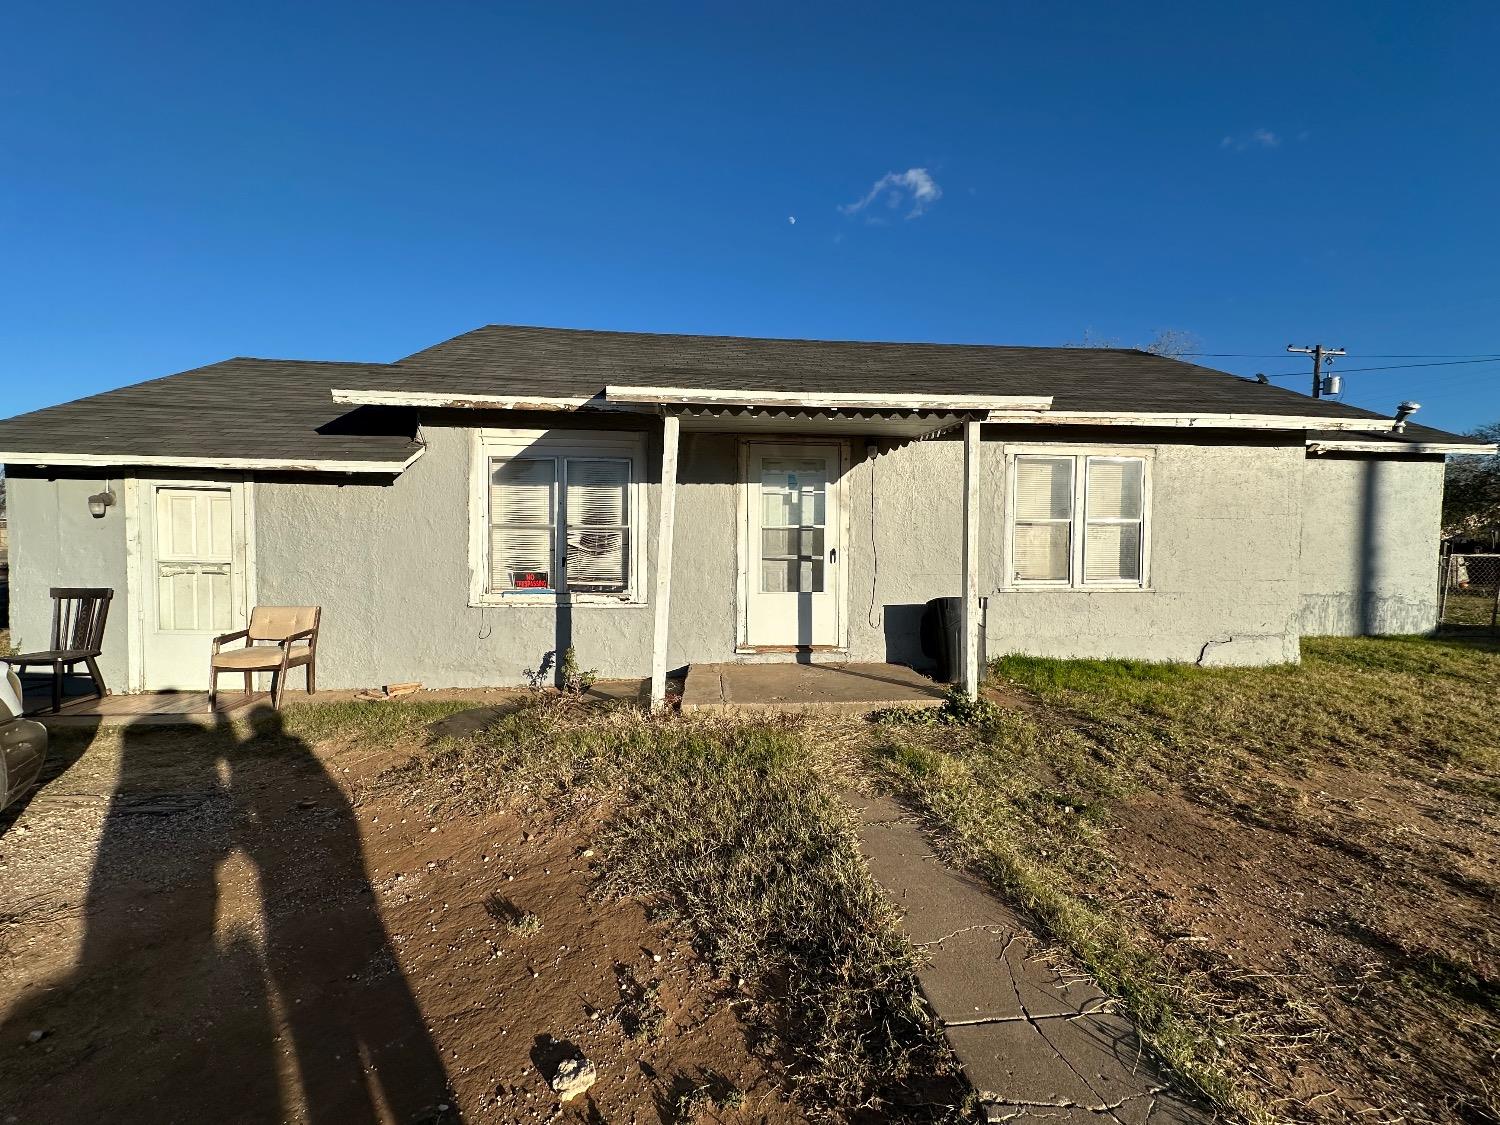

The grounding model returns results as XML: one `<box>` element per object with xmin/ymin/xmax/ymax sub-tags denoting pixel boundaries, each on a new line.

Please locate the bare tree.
<box><xmin>1063</xmin><ymin>327</ymin><xmax>1201</xmax><ymax>359</ymax></box>
<box><xmin>1138</xmin><ymin>328</ymin><xmax>1202</xmax><ymax>360</ymax></box>
<box><xmin>1443</xmin><ymin>422</ymin><xmax>1500</xmax><ymax>538</ymax></box>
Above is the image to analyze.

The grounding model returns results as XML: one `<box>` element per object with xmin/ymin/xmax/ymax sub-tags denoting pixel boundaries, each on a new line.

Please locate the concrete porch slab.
<box><xmin>680</xmin><ymin>661</ymin><xmax>946</xmax><ymax>714</ymax></box>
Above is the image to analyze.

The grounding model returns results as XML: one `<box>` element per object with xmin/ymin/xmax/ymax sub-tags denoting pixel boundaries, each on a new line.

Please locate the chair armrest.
<box><xmin>212</xmin><ymin>629</ymin><xmax>251</xmax><ymax>653</ymax></box>
<box><xmin>276</xmin><ymin>629</ymin><xmax>318</xmax><ymax>648</ymax></box>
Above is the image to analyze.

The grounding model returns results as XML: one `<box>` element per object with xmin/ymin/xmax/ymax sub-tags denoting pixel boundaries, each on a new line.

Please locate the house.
<box><xmin>1</xmin><ymin>325</ymin><xmax>1492</xmax><ymax>706</ymax></box>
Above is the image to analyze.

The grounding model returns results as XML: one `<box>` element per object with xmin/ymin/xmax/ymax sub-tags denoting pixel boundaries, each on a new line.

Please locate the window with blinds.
<box><xmin>1009</xmin><ymin>452</ymin><xmax>1148</xmax><ymax>588</ymax></box>
<box><xmin>1084</xmin><ymin>457</ymin><xmax>1144</xmax><ymax>584</ymax></box>
<box><xmin>488</xmin><ymin>454</ymin><xmax>633</xmax><ymax>595</ymax></box>
<box><xmin>1012</xmin><ymin>456</ymin><xmax>1074</xmax><ymax>582</ymax></box>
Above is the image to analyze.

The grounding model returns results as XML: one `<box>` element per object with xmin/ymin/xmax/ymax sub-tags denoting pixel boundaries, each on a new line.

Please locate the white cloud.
<box><xmin>1220</xmin><ymin>128</ymin><xmax>1281</xmax><ymax>152</ymax></box>
<box><xmin>840</xmin><ymin>168</ymin><xmax>943</xmax><ymax>220</ymax></box>
<box><xmin>788</xmin><ymin>215</ymin><xmax>797</xmax><ymax>224</ymax></box>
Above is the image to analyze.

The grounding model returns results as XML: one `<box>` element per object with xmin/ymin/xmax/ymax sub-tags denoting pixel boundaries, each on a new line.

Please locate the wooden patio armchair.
<box><xmin>209</xmin><ymin>606</ymin><xmax>321</xmax><ymax>711</ymax></box>
<box><xmin>1</xmin><ymin>588</ymin><xmax>114</xmax><ymax>714</ymax></box>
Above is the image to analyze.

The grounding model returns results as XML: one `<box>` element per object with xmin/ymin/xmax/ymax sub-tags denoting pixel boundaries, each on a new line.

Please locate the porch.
<box><xmin>21</xmin><ymin>661</ymin><xmax>948</xmax><ymax>727</ymax></box>
<box><xmin>680</xmin><ymin>661</ymin><xmax>947</xmax><ymax>714</ymax></box>
<box><xmin>22</xmin><ymin>685</ymin><xmax>272</xmax><ymax>728</ymax></box>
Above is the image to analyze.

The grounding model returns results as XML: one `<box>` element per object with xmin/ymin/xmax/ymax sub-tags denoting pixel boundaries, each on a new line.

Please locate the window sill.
<box><xmin>1000</xmin><ymin>584</ymin><xmax>1153</xmax><ymax>594</ymax></box>
<box><xmin>470</xmin><ymin>593</ymin><xmax>649</xmax><ymax>608</ymax></box>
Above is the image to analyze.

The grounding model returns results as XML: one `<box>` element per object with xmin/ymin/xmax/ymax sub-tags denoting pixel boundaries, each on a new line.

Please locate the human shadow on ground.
<box><xmin>0</xmin><ymin>712</ymin><xmax>457</xmax><ymax>1124</ymax></box>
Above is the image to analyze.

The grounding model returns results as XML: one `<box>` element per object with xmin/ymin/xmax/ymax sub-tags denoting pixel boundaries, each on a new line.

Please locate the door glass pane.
<box><xmin>759</xmin><ymin>456</ymin><xmax>828</xmax><ymax>593</ymax></box>
<box><xmin>762</xmin><ymin>559</ymin><xmax>825</xmax><ymax>593</ymax></box>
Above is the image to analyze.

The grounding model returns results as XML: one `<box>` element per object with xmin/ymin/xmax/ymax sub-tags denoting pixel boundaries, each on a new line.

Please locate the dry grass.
<box><xmin>376</xmin><ymin>696</ymin><xmax>967</xmax><ymax>1121</ymax></box>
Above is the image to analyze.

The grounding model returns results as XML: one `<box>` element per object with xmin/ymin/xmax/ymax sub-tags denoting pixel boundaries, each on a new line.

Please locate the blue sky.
<box><xmin>2</xmin><ymin>1</ymin><xmax>1496</xmax><ymax>432</ymax></box>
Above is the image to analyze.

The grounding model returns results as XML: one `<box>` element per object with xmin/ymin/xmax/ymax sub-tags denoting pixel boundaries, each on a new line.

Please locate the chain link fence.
<box><xmin>1438</xmin><ymin>553</ymin><xmax>1500</xmax><ymax>632</ymax></box>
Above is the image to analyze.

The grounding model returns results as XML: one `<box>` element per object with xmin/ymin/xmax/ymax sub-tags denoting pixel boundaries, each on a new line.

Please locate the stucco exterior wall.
<box><xmin>3</xmin><ymin>469</ymin><xmax>132</xmax><ymax>686</ymax></box>
<box><xmin>1297</xmin><ymin>455</ymin><xmax>1444</xmax><ymax>635</ymax></box>
<box><xmin>256</xmin><ymin>426</ymin><xmax>1312</xmax><ymax>687</ymax></box>
<box><xmin>254</xmin><ymin>423</ymin><xmax>662</xmax><ymax>689</ymax></box>
<box><xmin>6</xmin><ymin>433</ymin><xmax>1441</xmax><ymax>693</ymax></box>
<box><xmin>983</xmin><ymin>441</ymin><xmax>1305</xmax><ymax>666</ymax></box>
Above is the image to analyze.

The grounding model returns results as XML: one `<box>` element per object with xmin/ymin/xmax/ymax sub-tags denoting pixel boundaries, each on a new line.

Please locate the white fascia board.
<box><xmin>605</xmin><ymin>385</ymin><xmax>1055</xmax><ymax>412</ymax></box>
<box><xmin>330</xmin><ymin>387</ymin><xmax>639</xmax><ymax>411</ymax></box>
<box><xmin>1307</xmin><ymin>439</ymin><xmax>1499</xmax><ymax>455</ymax></box>
<box><xmin>984</xmin><ymin>410</ymin><xmax>1403</xmax><ymax>432</ymax></box>
<box><xmin>0</xmin><ymin>446</ymin><xmax>426</xmax><ymax>474</ymax></box>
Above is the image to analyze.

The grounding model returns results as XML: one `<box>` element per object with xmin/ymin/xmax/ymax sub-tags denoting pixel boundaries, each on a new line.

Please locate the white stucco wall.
<box><xmin>983</xmin><ymin>441</ymin><xmax>1305</xmax><ymax>666</ymax></box>
<box><xmin>3</xmin><ymin>470</ymin><xmax>132</xmax><ymax>687</ymax></box>
<box><xmin>1297</xmin><ymin>455</ymin><xmax>1444</xmax><ymax>635</ymax></box>
<box><xmin>11</xmin><ymin>429</ymin><xmax>1444</xmax><ymax>692</ymax></box>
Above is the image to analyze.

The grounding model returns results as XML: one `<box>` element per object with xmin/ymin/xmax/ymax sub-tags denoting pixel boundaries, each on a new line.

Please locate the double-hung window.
<box><xmin>473</xmin><ymin>431</ymin><xmax>645</xmax><ymax>604</ymax></box>
<box><xmin>1008</xmin><ymin>451</ymin><xmax>1149</xmax><ymax>588</ymax></box>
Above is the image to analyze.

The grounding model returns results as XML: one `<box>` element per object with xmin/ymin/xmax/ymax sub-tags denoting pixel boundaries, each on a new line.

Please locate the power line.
<box><xmin>1187</xmin><ymin>351</ymin><xmax>1500</xmax><ymax>360</ymax></box>
<box><xmin>1257</xmin><ymin>356</ymin><xmax>1500</xmax><ymax>379</ymax></box>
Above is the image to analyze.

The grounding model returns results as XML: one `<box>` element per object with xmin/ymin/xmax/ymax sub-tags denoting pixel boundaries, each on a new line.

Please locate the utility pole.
<box><xmin>1287</xmin><ymin>343</ymin><xmax>1346</xmax><ymax>399</ymax></box>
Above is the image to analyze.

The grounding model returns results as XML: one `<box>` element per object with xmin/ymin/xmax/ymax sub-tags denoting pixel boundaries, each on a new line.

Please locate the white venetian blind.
<box><xmin>490</xmin><ymin>458</ymin><xmax>556</xmax><ymax>591</ymax></box>
<box><xmin>564</xmin><ymin>458</ymin><xmax>630</xmax><ymax>591</ymax></box>
<box><xmin>1084</xmin><ymin>458</ymin><xmax>1144</xmax><ymax>584</ymax></box>
<box><xmin>1013</xmin><ymin>456</ymin><xmax>1073</xmax><ymax>581</ymax></box>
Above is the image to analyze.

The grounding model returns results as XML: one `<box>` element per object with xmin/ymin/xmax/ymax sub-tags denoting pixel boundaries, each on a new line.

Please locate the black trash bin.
<box><xmin>920</xmin><ymin>597</ymin><xmax>960</xmax><ymax>683</ymax></box>
<box><xmin>921</xmin><ymin>596</ymin><xmax>985</xmax><ymax>684</ymax></box>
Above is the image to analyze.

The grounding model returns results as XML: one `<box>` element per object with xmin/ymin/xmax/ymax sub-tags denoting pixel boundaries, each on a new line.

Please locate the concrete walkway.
<box><xmin>681</xmin><ymin>661</ymin><xmax>946</xmax><ymax>714</ymax></box>
<box><xmin>847</xmin><ymin>794</ymin><xmax>1211</xmax><ymax>1124</ymax></box>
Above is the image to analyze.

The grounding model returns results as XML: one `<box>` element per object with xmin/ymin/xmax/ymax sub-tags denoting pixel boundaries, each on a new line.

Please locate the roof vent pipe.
<box><xmin>1394</xmin><ymin>401</ymin><xmax>1421</xmax><ymax>432</ymax></box>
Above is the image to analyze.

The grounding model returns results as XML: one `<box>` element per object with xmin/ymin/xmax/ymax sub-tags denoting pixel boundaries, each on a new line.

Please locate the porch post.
<box><xmin>650</xmin><ymin>413</ymin><xmax>680</xmax><ymax>709</ymax></box>
<box><xmin>960</xmin><ymin>417</ymin><xmax>981</xmax><ymax>698</ymax></box>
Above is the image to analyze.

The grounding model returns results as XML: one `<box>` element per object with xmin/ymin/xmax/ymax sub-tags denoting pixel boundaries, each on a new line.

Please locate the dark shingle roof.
<box><xmin>0</xmin><ymin>358</ymin><xmax>420</xmax><ymax>468</ymax></box>
<box><xmin>387</xmin><ymin>324</ymin><xmax>1396</xmax><ymax>420</ymax></box>
<box><xmin>0</xmin><ymin>325</ymin><xmax>1483</xmax><ymax>469</ymax></box>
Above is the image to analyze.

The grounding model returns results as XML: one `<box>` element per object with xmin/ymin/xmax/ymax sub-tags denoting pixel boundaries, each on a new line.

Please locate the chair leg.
<box><xmin>307</xmin><ymin>658</ymin><xmax>316</xmax><ymax>696</ymax></box>
<box><xmin>270</xmin><ymin>670</ymin><xmax>282</xmax><ymax>711</ymax></box>
<box><xmin>84</xmin><ymin>656</ymin><xmax>107</xmax><ymax>700</ymax></box>
<box><xmin>244</xmin><ymin>671</ymin><xmax>253</xmax><ymax>697</ymax></box>
<box><xmin>51</xmin><ymin>663</ymin><xmax>63</xmax><ymax>714</ymax></box>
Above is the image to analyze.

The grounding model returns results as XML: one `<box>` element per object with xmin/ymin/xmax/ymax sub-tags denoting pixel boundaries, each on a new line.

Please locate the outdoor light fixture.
<box><xmin>87</xmin><ymin>489</ymin><xmax>116</xmax><ymax>518</ymax></box>
<box><xmin>1394</xmin><ymin>401</ymin><xmax>1421</xmax><ymax>432</ymax></box>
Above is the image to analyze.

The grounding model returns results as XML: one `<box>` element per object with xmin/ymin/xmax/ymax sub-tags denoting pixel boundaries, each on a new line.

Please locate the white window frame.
<box><xmin>469</xmin><ymin>428</ymin><xmax>648</xmax><ymax>607</ymax></box>
<box><xmin>1002</xmin><ymin>445</ymin><xmax>1154</xmax><ymax>591</ymax></box>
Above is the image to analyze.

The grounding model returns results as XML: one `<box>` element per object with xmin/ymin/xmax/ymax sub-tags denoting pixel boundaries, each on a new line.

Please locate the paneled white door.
<box><xmin>141</xmin><ymin>485</ymin><xmax>249</xmax><ymax>690</ymax></box>
<box><xmin>743</xmin><ymin>444</ymin><xmax>842</xmax><ymax>647</ymax></box>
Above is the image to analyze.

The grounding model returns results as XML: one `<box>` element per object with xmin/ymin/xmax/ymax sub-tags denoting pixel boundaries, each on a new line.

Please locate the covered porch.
<box><xmin>638</xmin><ymin>389</ymin><xmax>1019</xmax><ymax>708</ymax></box>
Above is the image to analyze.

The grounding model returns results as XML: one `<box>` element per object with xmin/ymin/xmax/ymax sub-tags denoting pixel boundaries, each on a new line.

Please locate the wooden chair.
<box><xmin>2</xmin><ymin>588</ymin><xmax>113</xmax><ymax>714</ymax></box>
<box><xmin>209</xmin><ymin>606</ymin><xmax>321</xmax><ymax>711</ymax></box>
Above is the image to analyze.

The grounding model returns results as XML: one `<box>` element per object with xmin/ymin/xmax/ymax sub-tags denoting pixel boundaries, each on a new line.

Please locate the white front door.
<box><xmin>743</xmin><ymin>443</ymin><xmax>843</xmax><ymax>647</ymax></box>
<box><xmin>140</xmin><ymin>484</ymin><xmax>250</xmax><ymax>690</ymax></box>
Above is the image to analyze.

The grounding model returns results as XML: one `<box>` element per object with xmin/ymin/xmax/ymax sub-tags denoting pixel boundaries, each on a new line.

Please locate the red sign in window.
<box><xmin>512</xmin><ymin>571</ymin><xmax>550</xmax><ymax>589</ymax></box>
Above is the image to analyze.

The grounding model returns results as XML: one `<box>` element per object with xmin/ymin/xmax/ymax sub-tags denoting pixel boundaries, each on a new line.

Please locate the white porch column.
<box><xmin>960</xmin><ymin>417</ymin><xmax>982</xmax><ymax>697</ymax></box>
<box><xmin>649</xmin><ymin>413</ymin><xmax>680</xmax><ymax>709</ymax></box>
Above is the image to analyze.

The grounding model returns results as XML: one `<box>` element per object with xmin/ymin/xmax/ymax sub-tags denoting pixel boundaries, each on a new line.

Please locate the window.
<box><xmin>473</xmin><ymin>431</ymin><xmax>645</xmax><ymax>604</ymax></box>
<box><xmin>1007</xmin><ymin>452</ymin><xmax>1149</xmax><ymax>588</ymax></box>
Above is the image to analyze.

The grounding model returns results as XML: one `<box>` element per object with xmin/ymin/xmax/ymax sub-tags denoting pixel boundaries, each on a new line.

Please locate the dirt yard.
<box><xmin>0</xmin><ymin>711</ymin><xmax>808</xmax><ymax>1124</ymax></box>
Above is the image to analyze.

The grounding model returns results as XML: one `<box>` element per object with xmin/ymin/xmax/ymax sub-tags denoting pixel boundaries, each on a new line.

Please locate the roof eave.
<box><xmin>331</xmin><ymin>388</ymin><xmax>1394</xmax><ymax>432</ymax></box>
<box><xmin>1307</xmin><ymin>439</ymin><xmax>1498</xmax><ymax>455</ymax></box>
<box><xmin>0</xmin><ymin>446</ymin><xmax>427</xmax><ymax>474</ymax></box>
